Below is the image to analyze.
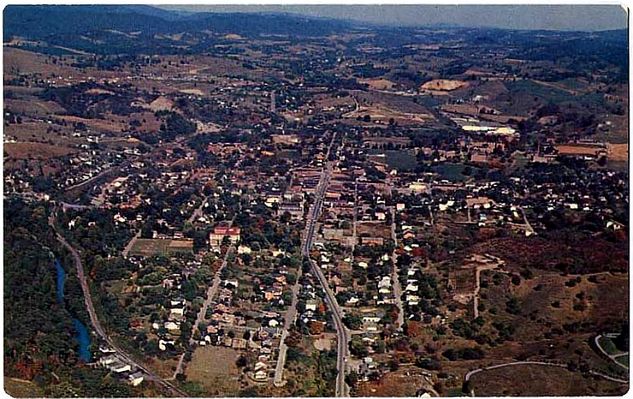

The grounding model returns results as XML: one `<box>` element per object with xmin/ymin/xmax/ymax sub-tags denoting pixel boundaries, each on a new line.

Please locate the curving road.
<box><xmin>594</xmin><ymin>334</ymin><xmax>629</xmax><ymax>371</ymax></box>
<box><xmin>49</xmin><ymin>208</ymin><xmax>187</xmax><ymax>397</ymax></box>
<box><xmin>464</xmin><ymin>359</ymin><xmax>629</xmax><ymax>395</ymax></box>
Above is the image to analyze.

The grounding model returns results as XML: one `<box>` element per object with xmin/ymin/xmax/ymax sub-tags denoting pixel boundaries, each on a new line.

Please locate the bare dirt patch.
<box><xmin>421</xmin><ymin>79</ymin><xmax>468</xmax><ymax>92</ymax></box>
<box><xmin>608</xmin><ymin>143</ymin><xmax>628</xmax><ymax>162</ymax></box>
<box><xmin>359</xmin><ymin>78</ymin><xmax>396</xmax><ymax>90</ymax></box>
<box><xmin>147</xmin><ymin>96</ymin><xmax>174</xmax><ymax>112</ymax></box>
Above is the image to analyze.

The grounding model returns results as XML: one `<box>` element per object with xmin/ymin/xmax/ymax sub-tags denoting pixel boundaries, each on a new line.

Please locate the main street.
<box><xmin>273</xmin><ymin>131</ymin><xmax>349</xmax><ymax>396</ymax></box>
<box><xmin>304</xmin><ymin>149</ymin><xmax>350</xmax><ymax>397</ymax></box>
<box><xmin>390</xmin><ymin>205</ymin><xmax>405</xmax><ymax>330</ymax></box>
<box><xmin>49</xmin><ymin>209</ymin><xmax>187</xmax><ymax>397</ymax></box>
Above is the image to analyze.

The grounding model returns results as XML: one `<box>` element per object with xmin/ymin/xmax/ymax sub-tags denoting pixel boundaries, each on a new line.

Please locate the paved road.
<box><xmin>464</xmin><ymin>360</ymin><xmax>567</xmax><ymax>383</ymax></box>
<box><xmin>272</xmin><ymin>274</ymin><xmax>302</xmax><ymax>386</ymax></box>
<box><xmin>187</xmin><ymin>195</ymin><xmax>210</xmax><ymax>225</ymax></box>
<box><xmin>60</xmin><ymin>202</ymin><xmax>93</xmax><ymax>212</ymax></box>
<box><xmin>49</xmin><ymin>209</ymin><xmax>187</xmax><ymax>397</ymax></box>
<box><xmin>273</xmin><ymin>132</ymin><xmax>349</xmax><ymax>396</ymax></box>
<box><xmin>390</xmin><ymin>205</ymin><xmax>404</xmax><ymax>330</ymax></box>
<box><xmin>190</xmin><ymin>241</ymin><xmax>235</xmax><ymax>346</ymax></box>
<box><xmin>520</xmin><ymin>206</ymin><xmax>535</xmax><ymax>235</ymax></box>
<box><xmin>170</xmin><ymin>241</ymin><xmax>235</xmax><ymax>380</ymax></box>
<box><xmin>63</xmin><ymin>162</ymin><xmax>127</xmax><ymax>197</ymax></box>
<box><xmin>305</xmin><ymin>159</ymin><xmax>350</xmax><ymax>397</ymax></box>
<box><xmin>273</xmin><ymin>132</ymin><xmax>339</xmax><ymax>388</ymax></box>
<box><xmin>122</xmin><ymin>229</ymin><xmax>141</xmax><ymax>258</ymax></box>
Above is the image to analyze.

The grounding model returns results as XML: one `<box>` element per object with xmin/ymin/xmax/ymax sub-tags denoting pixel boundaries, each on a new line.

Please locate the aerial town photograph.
<box><xmin>1</xmin><ymin>3</ymin><xmax>629</xmax><ymax>398</ymax></box>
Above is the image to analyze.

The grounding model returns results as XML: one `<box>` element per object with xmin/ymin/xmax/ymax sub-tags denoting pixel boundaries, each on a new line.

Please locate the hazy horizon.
<box><xmin>157</xmin><ymin>4</ymin><xmax>628</xmax><ymax>32</ymax></box>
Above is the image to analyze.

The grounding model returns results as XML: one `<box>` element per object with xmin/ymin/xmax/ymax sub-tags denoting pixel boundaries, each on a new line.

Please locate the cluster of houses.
<box><xmin>196</xmin><ymin>274</ymin><xmax>283</xmax><ymax>383</ymax></box>
<box><xmin>96</xmin><ymin>347</ymin><xmax>145</xmax><ymax>387</ymax></box>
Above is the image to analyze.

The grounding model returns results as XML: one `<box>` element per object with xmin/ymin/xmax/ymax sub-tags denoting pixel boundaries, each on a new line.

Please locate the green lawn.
<box><xmin>369</xmin><ymin>149</ymin><xmax>418</xmax><ymax>171</ymax></box>
<box><xmin>615</xmin><ymin>354</ymin><xmax>629</xmax><ymax>367</ymax></box>
<box><xmin>432</xmin><ymin>163</ymin><xmax>476</xmax><ymax>182</ymax></box>
<box><xmin>598</xmin><ymin>336</ymin><xmax>620</xmax><ymax>355</ymax></box>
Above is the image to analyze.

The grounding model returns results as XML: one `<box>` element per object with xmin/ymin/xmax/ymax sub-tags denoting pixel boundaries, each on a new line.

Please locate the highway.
<box><xmin>49</xmin><ymin>208</ymin><xmax>187</xmax><ymax>397</ymax></box>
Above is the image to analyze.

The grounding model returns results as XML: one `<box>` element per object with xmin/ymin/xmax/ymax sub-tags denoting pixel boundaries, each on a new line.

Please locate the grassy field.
<box><xmin>469</xmin><ymin>363</ymin><xmax>627</xmax><ymax>396</ymax></box>
<box><xmin>187</xmin><ymin>346</ymin><xmax>241</xmax><ymax>396</ymax></box>
<box><xmin>369</xmin><ymin>149</ymin><xmax>417</xmax><ymax>171</ymax></box>
<box><xmin>598</xmin><ymin>336</ymin><xmax>620</xmax><ymax>355</ymax></box>
<box><xmin>4</xmin><ymin>378</ymin><xmax>43</xmax><ymax>398</ymax></box>
<box><xmin>4</xmin><ymin>142</ymin><xmax>77</xmax><ymax>160</ymax></box>
<box><xmin>129</xmin><ymin>238</ymin><xmax>193</xmax><ymax>257</ymax></box>
<box><xmin>615</xmin><ymin>354</ymin><xmax>629</xmax><ymax>367</ymax></box>
<box><xmin>432</xmin><ymin>163</ymin><xmax>472</xmax><ymax>182</ymax></box>
<box><xmin>506</xmin><ymin>79</ymin><xmax>575</xmax><ymax>104</ymax></box>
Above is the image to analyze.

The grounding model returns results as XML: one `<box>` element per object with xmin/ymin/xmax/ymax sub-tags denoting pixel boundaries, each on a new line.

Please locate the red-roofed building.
<box><xmin>209</xmin><ymin>226</ymin><xmax>241</xmax><ymax>248</ymax></box>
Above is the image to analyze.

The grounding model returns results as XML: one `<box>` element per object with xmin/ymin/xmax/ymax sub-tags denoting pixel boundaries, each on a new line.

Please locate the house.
<box><xmin>169</xmin><ymin>307</ymin><xmax>185</xmax><ymax>319</ymax></box>
<box><xmin>346</xmin><ymin>296</ymin><xmax>360</xmax><ymax>306</ymax></box>
<box><xmin>159</xmin><ymin>339</ymin><xmax>176</xmax><ymax>351</ymax></box>
<box><xmin>278</xmin><ymin>201</ymin><xmax>304</xmax><ymax>219</ymax></box>
<box><xmin>128</xmin><ymin>372</ymin><xmax>144</xmax><ymax>386</ymax></box>
<box><xmin>164</xmin><ymin>321</ymin><xmax>180</xmax><ymax>331</ymax></box>
<box><xmin>254</xmin><ymin>369</ymin><xmax>268</xmax><ymax>381</ymax></box>
<box><xmin>305</xmin><ymin>299</ymin><xmax>319</xmax><ymax>312</ymax></box>
<box><xmin>237</xmin><ymin>245</ymin><xmax>252</xmax><ymax>255</ymax></box>
<box><xmin>361</xmin><ymin>237</ymin><xmax>384</xmax><ymax>246</ymax></box>
<box><xmin>224</xmin><ymin>279</ymin><xmax>239</xmax><ymax>289</ymax></box>
<box><xmin>209</xmin><ymin>226</ymin><xmax>241</xmax><ymax>248</ymax></box>
<box><xmin>109</xmin><ymin>362</ymin><xmax>131</xmax><ymax>374</ymax></box>
<box><xmin>99</xmin><ymin>355</ymin><xmax>118</xmax><ymax>366</ymax></box>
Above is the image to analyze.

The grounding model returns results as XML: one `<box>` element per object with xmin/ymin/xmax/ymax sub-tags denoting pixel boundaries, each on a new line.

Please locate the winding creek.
<box><xmin>54</xmin><ymin>258</ymin><xmax>92</xmax><ymax>362</ymax></box>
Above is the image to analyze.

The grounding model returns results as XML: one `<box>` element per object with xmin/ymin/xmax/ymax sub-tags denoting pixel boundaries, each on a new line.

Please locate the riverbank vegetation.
<box><xmin>3</xmin><ymin>198</ymin><xmax>139</xmax><ymax>396</ymax></box>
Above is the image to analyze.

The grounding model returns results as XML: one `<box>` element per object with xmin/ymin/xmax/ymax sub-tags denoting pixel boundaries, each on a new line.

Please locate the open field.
<box><xmin>356</xmin><ymin>366</ymin><xmax>436</xmax><ymax>396</ymax></box>
<box><xmin>56</xmin><ymin>114</ymin><xmax>130</xmax><ymax>134</ymax></box>
<box><xmin>369</xmin><ymin>149</ymin><xmax>417</xmax><ymax>171</ymax></box>
<box><xmin>615</xmin><ymin>355</ymin><xmax>629</xmax><ymax>367</ymax></box>
<box><xmin>359</xmin><ymin>78</ymin><xmax>397</xmax><ymax>90</ymax></box>
<box><xmin>4</xmin><ymin>98</ymin><xmax>66</xmax><ymax>116</ymax></box>
<box><xmin>187</xmin><ymin>346</ymin><xmax>241</xmax><ymax>395</ymax></box>
<box><xmin>343</xmin><ymin>103</ymin><xmax>432</xmax><ymax>125</ymax></box>
<box><xmin>598</xmin><ymin>336</ymin><xmax>620</xmax><ymax>355</ymax></box>
<box><xmin>608</xmin><ymin>143</ymin><xmax>628</xmax><ymax>162</ymax></box>
<box><xmin>468</xmin><ymin>363</ymin><xmax>627</xmax><ymax>396</ymax></box>
<box><xmin>4</xmin><ymin>378</ymin><xmax>44</xmax><ymax>398</ymax></box>
<box><xmin>129</xmin><ymin>238</ymin><xmax>193</xmax><ymax>257</ymax></box>
<box><xmin>146</xmin><ymin>356</ymin><xmax>180</xmax><ymax>380</ymax></box>
<box><xmin>421</xmin><ymin>79</ymin><xmax>468</xmax><ymax>92</ymax></box>
<box><xmin>4</xmin><ymin>142</ymin><xmax>77</xmax><ymax>160</ymax></box>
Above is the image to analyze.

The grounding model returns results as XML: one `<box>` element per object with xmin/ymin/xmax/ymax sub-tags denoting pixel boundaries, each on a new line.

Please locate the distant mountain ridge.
<box><xmin>3</xmin><ymin>5</ymin><xmax>354</xmax><ymax>40</ymax></box>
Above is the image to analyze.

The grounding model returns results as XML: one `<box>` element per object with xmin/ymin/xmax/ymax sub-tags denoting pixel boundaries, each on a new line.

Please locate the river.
<box><xmin>54</xmin><ymin>259</ymin><xmax>92</xmax><ymax>362</ymax></box>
